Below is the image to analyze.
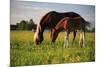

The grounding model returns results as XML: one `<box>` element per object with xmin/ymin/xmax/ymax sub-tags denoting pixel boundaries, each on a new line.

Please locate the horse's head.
<box><xmin>34</xmin><ymin>25</ymin><xmax>43</xmax><ymax>45</ymax></box>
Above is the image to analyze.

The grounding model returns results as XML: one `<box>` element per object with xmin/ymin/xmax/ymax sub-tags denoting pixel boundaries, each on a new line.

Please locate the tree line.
<box><xmin>10</xmin><ymin>19</ymin><xmax>95</xmax><ymax>32</ymax></box>
<box><xmin>10</xmin><ymin>19</ymin><xmax>37</xmax><ymax>31</ymax></box>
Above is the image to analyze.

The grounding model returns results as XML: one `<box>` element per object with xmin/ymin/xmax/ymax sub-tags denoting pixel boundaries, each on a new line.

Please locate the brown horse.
<box><xmin>34</xmin><ymin>11</ymin><xmax>90</xmax><ymax>48</ymax></box>
<box><xmin>51</xmin><ymin>17</ymin><xmax>89</xmax><ymax>48</ymax></box>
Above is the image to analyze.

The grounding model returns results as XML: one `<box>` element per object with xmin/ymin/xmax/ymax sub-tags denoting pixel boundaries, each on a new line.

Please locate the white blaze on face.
<box><xmin>34</xmin><ymin>32</ymin><xmax>37</xmax><ymax>42</ymax></box>
<box><xmin>34</xmin><ymin>24</ymin><xmax>40</xmax><ymax>42</ymax></box>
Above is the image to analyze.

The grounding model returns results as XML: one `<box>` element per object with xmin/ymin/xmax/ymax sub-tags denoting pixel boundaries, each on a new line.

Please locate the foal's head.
<box><xmin>51</xmin><ymin>28</ymin><xmax>59</xmax><ymax>43</ymax></box>
<box><xmin>34</xmin><ymin>25</ymin><xmax>43</xmax><ymax>45</ymax></box>
<box><xmin>51</xmin><ymin>17</ymin><xmax>69</xmax><ymax>43</ymax></box>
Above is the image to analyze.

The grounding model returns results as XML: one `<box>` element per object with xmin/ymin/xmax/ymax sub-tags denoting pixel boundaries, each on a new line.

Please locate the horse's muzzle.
<box><xmin>35</xmin><ymin>38</ymin><xmax>43</xmax><ymax>45</ymax></box>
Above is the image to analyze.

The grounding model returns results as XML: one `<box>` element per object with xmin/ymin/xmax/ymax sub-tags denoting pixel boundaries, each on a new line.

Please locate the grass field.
<box><xmin>10</xmin><ymin>31</ymin><xmax>95</xmax><ymax>67</ymax></box>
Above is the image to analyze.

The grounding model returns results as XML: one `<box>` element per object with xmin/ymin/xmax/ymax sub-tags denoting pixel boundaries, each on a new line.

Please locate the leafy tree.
<box><xmin>10</xmin><ymin>25</ymin><xmax>18</xmax><ymax>30</ymax></box>
<box><xmin>17</xmin><ymin>20</ymin><xmax>27</xmax><ymax>30</ymax></box>
<box><xmin>92</xmin><ymin>27</ymin><xmax>95</xmax><ymax>32</ymax></box>
<box><xmin>16</xmin><ymin>19</ymin><xmax>37</xmax><ymax>31</ymax></box>
<box><xmin>27</xmin><ymin>19</ymin><xmax>34</xmax><ymax>30</ymax></box>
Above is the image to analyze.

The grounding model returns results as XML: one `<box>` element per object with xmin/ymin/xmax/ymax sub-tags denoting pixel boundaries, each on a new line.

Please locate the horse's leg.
<box><xmin>79</xmin><ymin>31</ymin><xmax>84</xmax><ymax>48</ymax></box>
<box><xmin>72</xmin><ymin>31</ymin><xmax>77</xmax><ymax>47</ymax></box>
<box><xmin>50</xmin><ymin>29</ymin><xmax>53</xmax><ymax>40</ymax></box>
<box><xmin>82</xmin><ymin>31</ymin><xmax>85</xmax><ymax>47</ymax></box>
<box><xmin>64</xmin><ymin>31</ymin><xmax>70</xmax><ymax>48</ymax></box>
<box><xmin>50</xmin><ymin>29</ymin><xmax>53</xmax><ymax>44</ymax></box>
<box><xmin>79</xmin><ymin>31</ymin><xmax>82</xmax><ymax>48</ymax></box>
<box><xmin>50</xmin><ymin>29</ymin><xmax>56</xmax><ymax>44</ymax></box>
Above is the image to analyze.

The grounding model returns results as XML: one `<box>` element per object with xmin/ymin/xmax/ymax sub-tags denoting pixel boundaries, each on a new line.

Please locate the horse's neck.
<box><xmin>37</xmin><ymin>25</ymin><xmax>45</xmax><ymax>35</ymax></box>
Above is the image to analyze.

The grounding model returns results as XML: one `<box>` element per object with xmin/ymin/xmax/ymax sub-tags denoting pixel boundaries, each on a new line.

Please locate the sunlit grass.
<box><xmin>10</xmin><ymin>31</ymin><xmax>95</xmax><ymax>67</ymax></box>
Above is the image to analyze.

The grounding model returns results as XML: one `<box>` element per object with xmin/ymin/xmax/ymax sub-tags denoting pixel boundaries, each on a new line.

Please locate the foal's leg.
<box><xmin>50</xmin><ymin>29</ymin><xmax>53</xmax><ymax>44</ymax></box>
<box><xmin>72</xmin><ymin>31</ymin><xmax>76</xmax><ymax>47</ymax></box>
<box><xmin>50</xmin><ymin>29</ymin><xmax>53</xmax><ymax>39</ymax></box>
<box><xmin>64</xmin><ymin>31</ymin><xmax>70</xmax><ymax>48</ymax></box>
<box><xmin>79</xmin><ymin>31</ymin><xmax>85</xmax><ymax>48</ymax></box>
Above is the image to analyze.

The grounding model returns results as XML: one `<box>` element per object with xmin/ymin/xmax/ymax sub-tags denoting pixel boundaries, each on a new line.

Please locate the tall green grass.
<box><xmin>10</xmin><ymin>31</ymin><xmax>95</xmax><ymax>67</ymax></box>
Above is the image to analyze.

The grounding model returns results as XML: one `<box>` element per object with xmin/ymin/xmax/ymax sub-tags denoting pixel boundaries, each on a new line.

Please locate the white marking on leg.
<box><xmin>64</xmin><ymin>32</ymin><xmax>69</xmax><ymax>48</ymax></box>
<box><xmin>79</xmin><ymin>32</ymin><xmax>83</xmax><ymax>48</ymax></box>
<box><xmin>66</xmin><ymin>38</ymin><xmax>69</xmax><ymax>47</ymax></box>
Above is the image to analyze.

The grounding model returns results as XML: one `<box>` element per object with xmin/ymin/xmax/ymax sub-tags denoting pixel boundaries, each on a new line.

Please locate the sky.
<box><xmin>11</xmin><ymin>0</ymin><xmax>95</xmax><ymax>27</ymax></box>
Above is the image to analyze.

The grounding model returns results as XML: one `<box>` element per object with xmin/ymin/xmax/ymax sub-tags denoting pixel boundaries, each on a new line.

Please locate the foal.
<box><xmin>52</xmin><ymin>17</ymin><xmax>86</xmax><ymax>48</ymax></box>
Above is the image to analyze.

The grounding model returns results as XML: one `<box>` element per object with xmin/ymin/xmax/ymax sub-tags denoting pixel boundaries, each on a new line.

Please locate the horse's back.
<box><xmin>39</xmin><ymin>11</ymin><xmax>81</xmax><ymax>29</ymax></box>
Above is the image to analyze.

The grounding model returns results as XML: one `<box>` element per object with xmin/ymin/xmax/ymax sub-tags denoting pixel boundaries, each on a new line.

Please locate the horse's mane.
<box><xmin>39</xmin><ymin>11</ymin><xmax>55</xmax><ymax>25</ymax></box>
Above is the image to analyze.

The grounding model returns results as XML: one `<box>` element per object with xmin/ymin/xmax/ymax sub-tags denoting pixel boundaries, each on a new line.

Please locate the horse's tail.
<box><xmin>83</xmin><ymin>20</ymin><xmax>92</xmax><ymax>36</ymax></box>
<box><xmin>81</xmin><ymin>19</ymin><xmax>91</xmax><ymax>37</ymax></box>
<box><xmin>84</xmin><ymin>21</ymin><xmax>91</xmax><ymax>27</ymax></box>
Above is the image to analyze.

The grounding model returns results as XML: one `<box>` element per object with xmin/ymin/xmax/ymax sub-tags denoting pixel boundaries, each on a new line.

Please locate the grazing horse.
<box><xmin>34</xmin><ymin>11</ymin><xmax>90</xmax><ymax>48</ymax></box>
<box><xmin>52</xmin><ymin>17</ymin><xmax>90</xmax><ymax>48</ymax></box>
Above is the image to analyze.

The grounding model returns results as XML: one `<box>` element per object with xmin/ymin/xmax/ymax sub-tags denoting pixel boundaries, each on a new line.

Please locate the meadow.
<box><xmin>10</xmin><ymin>31</ymin><xmax>95</xmax><ymax>67</ymax></box>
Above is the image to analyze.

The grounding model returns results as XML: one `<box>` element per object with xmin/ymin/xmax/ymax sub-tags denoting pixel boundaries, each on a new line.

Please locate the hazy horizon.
<box><xmin>11</xmin><ymin>0</ymin><xmax>95</xmax><ymax>27</ymax></box>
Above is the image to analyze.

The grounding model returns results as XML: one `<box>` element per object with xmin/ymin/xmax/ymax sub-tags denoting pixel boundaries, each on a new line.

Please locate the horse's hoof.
<box><xmin>64</xmin><ymin>45</ymin><xmax>68</xmax><ymax>48</ymax></box>
<box><xmin>64</xmin><ymin>44</ymin><xmax>66</xmax><ymax>48</ymax></box>
<box><xmin>78</xmin><ymin>45</ymin><xmax>83</xmax><ymax>48</ymax></box>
